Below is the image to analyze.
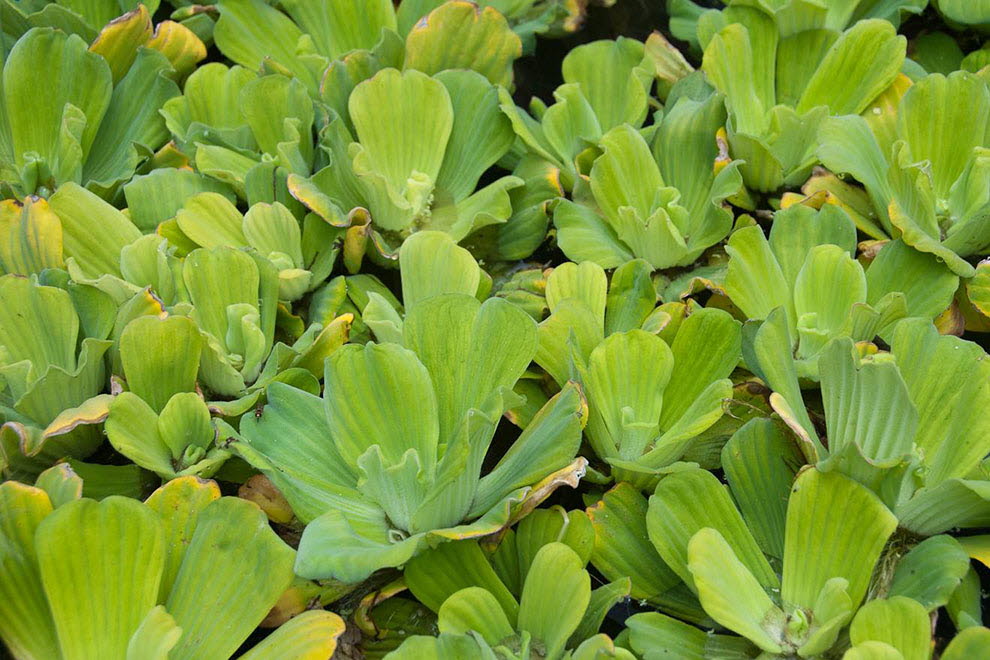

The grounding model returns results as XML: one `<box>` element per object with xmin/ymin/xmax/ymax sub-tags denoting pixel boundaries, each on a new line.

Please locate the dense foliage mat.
<box><xmin>3</xmin><ymin>0</ymin><xmax>990</xmax><ymax>658</ymax></box>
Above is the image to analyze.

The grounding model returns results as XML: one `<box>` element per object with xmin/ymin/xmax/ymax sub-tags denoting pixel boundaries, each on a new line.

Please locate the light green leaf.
<box><xmin>166</xmin><ymin>497</ymin><xmax>296</xmax><ymax>660</ymax></box>
<box><xmin>403</xmin><ymin>1</ymin><xmax>521</xmax><ymax>86</ymax></box>
<box><xmin>48</xmin><ymin>182</ymin><xmax>141</xmax><ymax>279</ymax></box>
<box><xmin>120</xmin><ymin>315</ymin><xmax>202</xmax><ymax>413</ymax></box>
<box><xmin>797</xmin><ymin>20</ymin><xmax>905</xmax><ymax>116</ymax></box>
<box><xmin>781</xmin><ymin>468</ymin><xmax>897</xmax><ymax>611</ymax></box>
<box><xmin>406</xmin><ymin>540</ymin><xmax>520</xmax><ymax>621</ymax></box>
<box><xmin>517</xmin><ymin>542</ymin><xmax>591</xmax><ymax>659</ymax></box>
<box><xmin>687</xmin><ymin>528</ymin><xmax>784</xmax><ymax>654</ymax></box>
<box><xmin>648</xmin><ymin>468</ymin><xmax>778</xmax><ymax>592</ymax></box>
<box><xmin>587</xmin><ymin>483</ymin><xmax>682</xmax><ymax>604</ymax></box>
<box><xmin>239</xmin><ymin>610</ymin><xmax>345</xmax><ymax>660</ymax></box>
<box><xmin>399</xmin><ymin>230</ymin><xmax>480</xmax><ymax>310</ymax></box>
<box><xmin>561</xmin><ymin>37</ymin><xmax>649</xmax><ymax>130</ymax></box>
<box><xmin>848</xmin><ymin>597</ymin><xmax>930</xmax><ymax>660</ymax></box>
<box><xmin>889</xmin><ymin>319</ymin><xmax>990</xmax><ymax>485</ymax></box>
<box><xmin>0</xmin><ymin>482</ymin><xmax>60</xmax><ymax>659</ymax></box>
<box><xmin>143</xmin><ymin>477</ymin><xmax>221</xmax><ymax>600</ymax></box>
<box><xmin>324</xmin><ymin>342</ymin><xmax>438</xmax><ymax>470</ymax></box>
<box><xmin>435</xmin><ymin>69</ymin><xmax>515</xmax><ymax>201</ymax></box>
<box><xmin>37</xmin><ymin>497</ymin><xmax>165</xmax><ymax>660</ymax></box>
<box><xmin>437</xmin><ymin>586</ymin><xmax>516</xmax><ymax>645</ymax></box>
<box><xmin>889</xmin><ymin>535</ymin><xmax>970</xmax><ymax>611</ymax></box>
<box><xmin>3</xmin><ymin>27</ymin><xmax>111</xmax><ymax>185</ymax></box>
<box><xmin>722</xmin><ymin>419</ymin><xmax>803</xmax><ymax>560</ymax></box>
<box><xmin>126</xmin><ymin>606</ymin><xmax>181</xmax><ymax>660</ymax></box>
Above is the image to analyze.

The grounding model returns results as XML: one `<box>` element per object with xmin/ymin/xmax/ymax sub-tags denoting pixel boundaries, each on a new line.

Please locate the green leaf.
<box><xmin>166</xmin><ymin>497</ymin><xmax>296</xmax><ymax>660</ymax></box>
<box><xmin>2</xmin><ymin>27</ymin><xmax>111</xmax><ymax>187</ymax></box>
<box><xmin>83</xmin><ymin>47</ymin><xmax>179</xmax><ymax>192</ymax></box>
<box><xmin>399</xmin><ymin>230</ymin><xmax>480</xmax><ymax>310</ymax></box>
<box><xmin>661</xmin><ymin>308</ymin><xmax>740</xmax><ymax>431</ymax></box>
<box><xmin>124</xmin><ymin>168</ymin><xmax>235</xmax><ymax>232</ymax></box>
<box><xmin>280</xmin><ymin>0</ymin><xmax>395</xmax><ymax>60</ymax></box>
<box><xmin>781</xmin><ymin>468</ymin><xmax>897</xmax><ymax>611</ymax></box>
<box><xmin>626</xmin><ymin>611</ymin><xmax>758</xmax><ymax>660</ymax></box>
<box><xmin>238</xmin><ymin>610</ymin><xmax>345</xmax><ymax>660</ymax></box>
<box><xmin>144</xmin><ymin>476</ymin><xmax>221</xmax><ymax>600</ymax></box>
<box><xmin>605</xmin><ymin>259</ymin><xmax>657</xmax><ymax>334</ymax></box>
<box><xmin>437</xmin><ymin>586</ymin><xmax>516</xmax><ymax>645</ymax></box>
<box><xmin>819</xmin><ymin>338</ymin><xmax>917</xmax><ymax>469</ymax></box>
<box><xmin>105</xmin><ymin>392</ymin><xmax>172</xmax><ymax>476</ymax></box>
<box><xmin>348</xmin><ymin>68</ymin><xmax>452</xmax><ymax>231</ymax></box>
<box><xmin>406</xmin><ymin>540</ymin><xmax>519</xmax><ymax>620</ymax></box>
<box><xmin>889</xmin><ymin>319</ymin><xmax>990</xmax><ymax>485</ymax></box>
<box><xmin>560</xmin><ymin>37</ymin><xmax>649</xmax><ymax>130</ymax></box>
<box><xmin>214</xmin><ymin>0</ymin><xmax>320</xmax><ymax>92</ymax></box>
<box><xmin>48</xmin><ymin>182</ymin><xmax>141</xmax><ymax>279</ymax></box>
<box><xmin>517</xmin><ymin>542</ymin><xmax>591</xmax><ymax>659</ymax></box>
<box><xmin>848</xmin><ymin>597</ymin><xmax>930</xmax><ymax>660</ymax></box>
<box><xmin>647</xmin><ymin>468</ymin><xmax>778</xmax><ymax>592</ymax></box>
<box><xmin>473</xmin><ymin>382</ymin><xmax>585</xmax><ymax>516</ymax></box>
<box><xmin>865</xmin><ymin>239</ymin><xmax>957</xmax><ymax>323</ymax></box>
<box><xmin>583</xmin><ymin>330</ymin><xmax>671</xmax><ymax>463</ymax></box>
<box><xmin>942</xmin><ymin>628</ymin><xmax>990</xmax><ymax>660</ymax></box>
<box><xmin>0</xmin><ymin>482</ymin><xmax>60</xmax><ymax>659</ymax></box>
<box><xmin>722</xmin><ymin>419</ymin><xmax>803</xmax><ymax>560</ymax></box>
<box><xmin>553</xmin><ymin>199</ymin><xmax>634</xmax><ymax>269</ymax></box>
<box><xmin>889</xmin><ymin>535</ymin><xmax>970</xmax><ymax>611</ymax></box>
<box><xmin>126</xmin><ymin>605</ymin><xmax>181</xmax><ymax>660</ymax></box>
<box><xmin>898</xmin><ymin>71</ymin><xmax>989</xmax><ymax>199</ymax></box>
<box><xmin>434</xmin><ymin>69</ymin><xmax>515</xmax><ymax>202</ymax></box>
<box><xmin>687</xmin><ymin>528</ymin><xmax>784</xmax><ymax>654</ymax></box>
<box><xmin>898</xmin><ymin>479</ymin><xmax>990</xmax><ymax>535</ymax></box>
<box><xmin>324</xmin><ymin>342</ymin><xmax>437</xmax><ymax>470</ymax></box>
<box><xmin>587</xmin><ymin>483</ymin><xmax>682</xmax><ymax>604</ymax></box>
<box><xmin>404</xmin><ymin>294</ymin><xmax>538</xmax><ymax>449</ymax></box>
<box><xmin>0</xmin><ymin>196</ymin><xmax>63</xmax><ymax>275</ymax></box>
<box><xmin>403</xmin><ymin>1</ymin><xmax>521</xmax><ymax>86</ymax></box>
<box><xmin>120</xmin><ymin>315</ymin><xmax>202</xmax><ymax>413</ymax></box>
<box><xmin>175</xmin><ymin>191</ymin><xmax>246</xmax><ymax>250</ymax></box>
<box><xmin>725</xmin><ymin>225</ymin><xmax>792</xmax><ymax>325</ymax></box>
<box><xmin>796</xmin><ymin>20</ymin><xmax>905</xmax><ymax>116</ymax></box>
<box><xmin>34</xmin><ymin>463</ymin><xmax>83</xmax><ymax>508</ymax></box>
<box><xmin>236</xmin><ymin>382</ymin><xmax>360</xmax><ymax>523</ymax></box>
<box><xmin>37</xmin><ymin>497</ymin><xmax>165</xmax><ymax>660</ymax></box>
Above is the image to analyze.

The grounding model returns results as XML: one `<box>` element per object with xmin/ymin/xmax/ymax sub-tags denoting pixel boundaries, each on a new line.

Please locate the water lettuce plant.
<box><xmin>0</xmin><ymin>475</ymin><xmax>344</xmax><ymax>659</ymax></box>
<box><xmin>701</xmin><ymin>8</ymin><xmax>906</xmax><ymax>192</ymax></box>
<box><xmin>819</xmin><ymin>70</ymin><xmax>990</xmax><ymax>276</ymax></box>
<box><xmin>0</xmin><ymin>10</ymin><xmax>204</xmax><ymax>198</ymax></box>
<box><xmin>2</xmin><ymin>1</ymin><xmax>990</xmax><ymax>657</ymax></box>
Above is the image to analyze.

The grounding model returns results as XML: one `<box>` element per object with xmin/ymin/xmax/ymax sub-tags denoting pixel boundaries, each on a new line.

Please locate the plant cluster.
<box><xmin>2</xmin><ymin>0</ymin><xmax>990</xmax><ymax>658</ymax></box>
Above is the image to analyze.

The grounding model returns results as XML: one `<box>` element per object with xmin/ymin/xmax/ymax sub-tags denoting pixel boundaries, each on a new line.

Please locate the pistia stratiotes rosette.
<box><xmin>234</xmin><ymin>289</ymin><xmax>588</xmax><ymax>583</ymax></box>
<box><xmin>0</xmin><ymin>7</ymin><xmax>205</xmax><ymax>198</ymax></box>
<box><xmin>700</xmin><ymin>8</ymin><xmax>906</xmax><ymax>193</ymax></box>
<box><xmin>551</xmin><ymin>92</ymin><xmax>745</xmax><ymax>270</ymax></box>
<box><xmin>0</xmin><ymin>474</ymin><xmax>345</xmax><ymax>660</ymax></box>
<box><xmin>532</xmin><ymin>260</ymin><xmax>741</xmax><ymax>487</ymax></box>
<box><xmin>749</xmin><ymin>313</ymin><xmax>990</xmax><ymax>537</ymax></box>
<box><xmin>160</xmin><ymin>66</ymin><xmax>318</xmax><ymax>204</ymax></box>
<box><xmin>165</xmin><ymin>194</ymin><xmax>338</xmax><ymax>302</ymax></box>
<box><xmin>819</xmin><ymin>70</ymin><xmax>990</xmax><ymax>277</ymax></box>
<box><xmin>600</xmin><ymin>451</ymin><xmax>950</xmax><ymax>658</ymax></box>
<box><xmin>289</xmin><ymin>66</ymin><xmax>523</xmax><ymax>268</ymax></box>
<box><xmin>389</xmin><ymin>508</ymin><xmax>631</xmax><ymax>659</ymax></box>
<box><xmin>214</xmin><ymin>0</ymin><xmax>523</xmax><ymax>96</ymax></box>
<box><xmin>666</xmin><ymin>0</ymin><xmax>927</xmax><ymax>54</ymax></box>
<box><xmin>0</xmin><ymin>274</ymin><xmax>112</xmax><ymax>480</ymax></box>
<box><xmin>724</xmin><ymin>203</ymin><xmax>958</xmax><ymax>378</ymax></box>
<box><xmin>498</xmin><ymin>37</ymin><xmax>664</xmax><ymax>192</ymax></box>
